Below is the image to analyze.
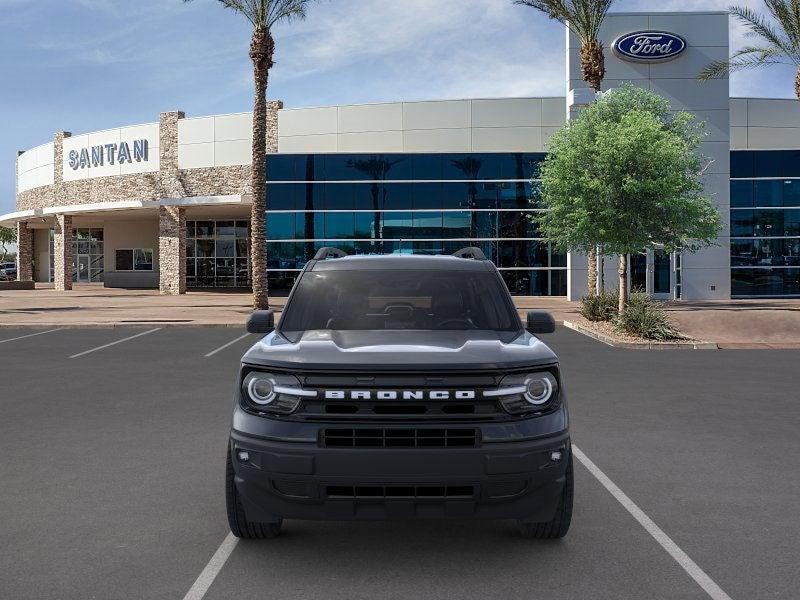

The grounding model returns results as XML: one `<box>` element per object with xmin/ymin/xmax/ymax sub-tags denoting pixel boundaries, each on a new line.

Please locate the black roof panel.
<box><xmin>310</xmin><ymin>254</ymin><xmax>491</xmax><ymax>272</ymax></box>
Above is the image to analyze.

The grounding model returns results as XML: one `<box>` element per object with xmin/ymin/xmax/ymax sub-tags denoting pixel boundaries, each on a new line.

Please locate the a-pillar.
<box><xmin>159</xmin><ymin>205</ymin><xmax>186</xmax><ymax>295</ymax></box>
<box><xmin>16</xmin><ymin>221</ymin><xmax>34</xmax><ymax>282</ymax></box>
<box><xmin>53</xmin><ymin>214</ymin><xmax>73</xmax><ymax>291</ymax></box>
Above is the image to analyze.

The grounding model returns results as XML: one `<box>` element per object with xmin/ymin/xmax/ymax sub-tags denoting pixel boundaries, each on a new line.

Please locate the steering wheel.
<box><xmin>435</xmin><ymin>318</ymin><xmax>476</xmax><ymax>329</ymax></box>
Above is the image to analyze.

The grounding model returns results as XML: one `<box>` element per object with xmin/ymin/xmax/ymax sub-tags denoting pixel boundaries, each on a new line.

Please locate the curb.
<box><xmin>562</xmin><ymin>321</ymin><xmax>718</xmax><ymax>350</ymax></box>
<box><xmin>0</xmin><ymin>322</ymin><xmax>248</xmax><ymax>329</ymax></box>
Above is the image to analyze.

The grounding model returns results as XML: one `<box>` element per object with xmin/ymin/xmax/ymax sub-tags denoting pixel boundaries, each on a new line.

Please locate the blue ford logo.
<box><xmin>613</xmin><ymin>31</ymin><xmax>687</xmax><ymax>62</ymax></box>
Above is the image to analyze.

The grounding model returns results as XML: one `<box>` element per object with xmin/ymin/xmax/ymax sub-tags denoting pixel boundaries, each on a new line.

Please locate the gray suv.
<box><xmin>227</xmin><ymin>248</ymin><xmax>571</xmax><ymax>539</ymax></box>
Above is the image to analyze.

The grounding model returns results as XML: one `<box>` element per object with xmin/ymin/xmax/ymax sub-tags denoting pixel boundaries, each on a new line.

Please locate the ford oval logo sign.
<box><xmin>613</xmin><ymin>31</ymin><xmax>687</xmax><ymax>62</ymax></box>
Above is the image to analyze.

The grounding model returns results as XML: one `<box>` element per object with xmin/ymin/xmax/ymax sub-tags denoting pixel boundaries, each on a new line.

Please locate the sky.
<box><xmin>0</xmin><ymin>0</ymin><xmax>797</xmax><ymax>216</ymax></box>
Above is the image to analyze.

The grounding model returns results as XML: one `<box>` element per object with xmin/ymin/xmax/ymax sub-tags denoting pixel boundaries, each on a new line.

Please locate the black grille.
<box><xmin>322</xmin><ymin>428</ymin><xmax>479</xmax><ymax>448</ymax></box>
<box><xmin>326</xmin><ymin>485</ymin><xmax>475</xmax><ymax>499</ymax></box>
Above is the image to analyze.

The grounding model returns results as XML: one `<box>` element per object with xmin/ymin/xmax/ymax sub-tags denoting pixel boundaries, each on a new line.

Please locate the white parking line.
<box><xmin>68</xmin><ymin>328</ymin><xmax>162</xmax><ymax>359</ymax></box>
<box><xmin>182</xmin><ymin>533</ymin><xmax>239</xmax><ymax>600</ymax></box>
<box><xmin>572</xmin><ymin>445</ymin><xmax>733</xmax><ymax>600</ymax></box>
<box><xmin>204</xmin><ymin>333</ymin><xmax>251</xmax><ymax>358</ymax></box>
<box><xmin>0</xmin><ymin>328</ymin><xmax>63</xmax><ymax>345</ymax></box>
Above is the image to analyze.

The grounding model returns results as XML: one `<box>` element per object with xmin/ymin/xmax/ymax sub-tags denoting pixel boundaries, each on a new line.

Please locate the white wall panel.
<box><xmin>278</xmin><ymin>107</ymin><xmax>338</xmax><ymax>137</ymax></box>
<box><xmin>338</xmin><ymin>103</ymin><xmax>403</xmax><ymax>133</ymax></box>
<box><xmin>729</xmin><ymin>99</ymin><xmax>748</xmax><ymax>127</ymax></box>
<box><xmin>402</xmin><ymin>128</ymin><xmax>471</xmax><ymax>153</ymax></box>
<box><xmin>178</xmin><ymin>143</ymin><xmax>214</xmax><ymax>169</ymax></box>
<box><xmin>648</xmin><ymin>13</ymin><xmax>729</xmax><ymax>47</ymax></box>
<box><xmin>214</xmin><ymin>113</ymin><xmax>251</xmax><ymax>142</ymax></box>
<box><xmin>214</xmin><ymin>139</ymin><xmax>250</xmax><ymax>166</ymax></box>
<box><xmin>471</xmin><ymin>98</ymin><xmax>541</xmax><ymax>128</ymax></box>
<box><xmin>278</xmin><ymin>134</ymin><xmax>338</xmax><ymax>153</ymax></box>
<box><xmin>747</xmin><ymin>98</ymin><xmax>800</xmax><ymax>128</ymax></box>
<box><xmin>730</xmin><ymin>126</ymin><xmax>748</xmax><ymax>149</ymax></box>
<box><xmin>472</xmin><ymin>127</ymin><xmax>543</xmax><ymax>152</ymax></box>
<box><xmin>338</xmin><ymin>131</ymin><xmax>403</xmax><ymax>152</ymax></box>
<box><xmin>403</xmin><ymin>100</ymin><xmax>471</xmax><ymax>130</ymax></box>
<box><xmin>746</xmin><ymin>127</ymin><xmax>800</xmax><ymax>149</ymax></box>
<box><xmin>541</xmin><ymin>98</ymin><xmax>566</xmax><ymax>126</ymax></box>
<box><xmin>179</xmin><ymin>117</ymin><xmax>214</xmax><ymax>144</ymax></box>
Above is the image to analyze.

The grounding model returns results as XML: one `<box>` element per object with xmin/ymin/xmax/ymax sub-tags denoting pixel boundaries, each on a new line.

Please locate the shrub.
<box><xmin>614</xmin><ymin>293</ymin><xmax>684</xmax><ymax>340</ymax></box>
<box><xmin>580</xmin><ymin>290</ymin><xmax>619</xmax><ymax>322</ymax></box>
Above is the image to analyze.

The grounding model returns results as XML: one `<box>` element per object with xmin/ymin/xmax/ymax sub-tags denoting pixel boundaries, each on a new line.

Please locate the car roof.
<box><xmin>310</xmin><ymin>254</ymin><xmax>493</xmax><ymax>272</ymax></box>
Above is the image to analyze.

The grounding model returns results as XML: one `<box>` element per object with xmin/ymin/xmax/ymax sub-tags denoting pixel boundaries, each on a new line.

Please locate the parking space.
<box><xmin>1</xmin><ymin>326</ymin><xmax>798</xmax><ymax>599</ymax></box>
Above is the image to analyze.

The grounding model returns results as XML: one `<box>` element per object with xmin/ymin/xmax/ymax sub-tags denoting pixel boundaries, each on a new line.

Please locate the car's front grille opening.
<box><xmin>322</xmin><ymin>428</ymin><xmax>479</xmax><ymax>448</ymax></box>
<box><xmin>371</xmin><ymin>404</ymin><xmax>427</xmax><ymax>415</ymax></box>
<box><xmin>326</xmin><ymin>485</ymin><xmax>475</xmax><ymax>499</ymax></box>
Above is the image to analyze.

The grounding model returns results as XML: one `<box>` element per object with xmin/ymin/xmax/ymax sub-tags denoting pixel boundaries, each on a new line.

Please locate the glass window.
<box><xmin>266</xmin><ymin>155</ymin><xmax>297</xmax><ymax>181</ymax></box>
<box><xmin>411</xmin><ymin>154</ymin><xmax>442</xmax><ymax>180</ymax></box>
<box><xmin>783</xmin><ymin>180</ymin><xmax>800</xmax><ymax>207</ymax></box>
<box><xmin>266</xmin><ymin>213</ymin><xmax>295</xmax><ymax>240</ymax></box>
<box><xmin>754</xmin><ymin>151</ymin><xmax>783</xmax><ymax>177</ymax></box>
<box><xmin>440</xmin><ymin>183</ymin><xmax>470</xmax><ymax>209</ymax></box>
<box><xmin>731</xmin><ymin>210</ymin><xmax>754</xmax><ymax>237</ymax></box>
<box><xmin>267</xmin><ymin>272</ymin><xmax>298</xmax><ymax>296</ymax></box>
<box><xmin>412</xmin><ymin>183</ymin><xmax>443</xmax><ymax>210</ymax></box>
<box><xmin>442</xmin><ymin>211</ymin><xmax>472</xmax><ymax>237</ymax></box>
<box><xmin>267</xmin><ymin>184</ymin><xmax>299</xmax><ymax>210</ymax></box>
<box><xmin>381</xmin><ymin>183</ymin><xmax>413</xmax><ymax>210</ymax></box>
<box><xmin>216</xmin><ymin>221</ymin><xmax>236</xmax><ymax>237</ymax></box>
<box><xmin>216</xmin><ymin>239</ymin><xmax>235</xmax><ymax>258</ymax></box>
<box><xmin>195</xmin><ymin>221</ymin><xmax>215</xmax><ymax>238</ymax></box>
<box><xmin>279</xmin><ymin>270</ymin><xmax>520</xmax><ymax>340</ymax></box>
<box><xmin>730</xmin><ymin>151</ymin><xmax>754</xmax><ymax>178</ymax></box>
<box><xmin>413</xmin><ymin>212</ymin><xmax>443</xmax><ymax>237</ymax></box>
<box><xmin>134</xmin><ymin>249</ymin><xmax>153</xmax><ymax>271</ymax></box>
<box><xmin>382</xmin><ymin>212</ymin><xmax>413</xmax><ymax>238</ymax></box>
<box><xmin>267</xmin><ymin>242</ymin><xmax>296</xmax><ymax>270</ymax></box>
<box><xmin>732</xmin><ymin>268</ymin><xmax>800</xmax><ymax>296</ymax></box>
<box><xmin>196</xmin><ymin>239</ymin><xmax>215</xmax><ymax>257</ymax></box>
<box><xmin>325</xmin><ymin>183</ymin><xmax>354</xmax><ymax>210</ymax></box>
<box><xmin>754</xmin><ymin>180</ymin><xmax>783</xmax><ymax>207</ymax></box>
<box><xmin>325</xmin><ymin>213</ymin><xmax>355</xmax><ymax>239</ymax></box>
<box><xmin>730</xmin><ymin>180</ymin><xmax>754</xmax><ymax>208</ymax></box>
<box><xmin>115</xmin><ymin>249</ymin><xmax>133</xmax><ymax>271</ymax></box>
<box><xmin>354</xmin><ymin>213</ymin><xmax>378</xmax><ymax>239</ymax></box>
<box><xmin>500</xmin><ymin>270</ymin><xmax>549</xmax><ymax>296</ymax></box>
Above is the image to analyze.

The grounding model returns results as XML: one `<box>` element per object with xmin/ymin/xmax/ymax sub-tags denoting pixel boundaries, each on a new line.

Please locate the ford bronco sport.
<box><xmin>227</xmin><ymin>247</ymin><xmax>572</xmax><ymax>539</ymax></box>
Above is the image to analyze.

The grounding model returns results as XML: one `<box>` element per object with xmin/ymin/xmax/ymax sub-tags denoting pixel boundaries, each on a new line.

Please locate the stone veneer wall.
<box><xmin>53</xmin><ymin>214</ymin><xmax>73</xmax><ymax>291</ymax></box>
<box><xmin>15</xmin><ymin>221</ymin><xmax>33</xmax><ymax>281</ymax></box>
<box><xmin>158</xmin><ymin>206</ymin><xmax>186</xmax><ymax>294</ymax></box>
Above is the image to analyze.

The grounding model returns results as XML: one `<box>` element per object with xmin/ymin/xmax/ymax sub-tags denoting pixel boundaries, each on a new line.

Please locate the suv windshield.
<box><xmin>279</xmin><ymin>269</ymin><xmax>521</xmax><ymax>342</ymax></box>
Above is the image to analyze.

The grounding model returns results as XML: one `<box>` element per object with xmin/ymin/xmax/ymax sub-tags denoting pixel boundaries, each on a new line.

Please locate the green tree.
<box><xmin>184</xmin><ymin>0</ymin><xmax>315</xmax><ymax>309</ymax></box>
<box><xmin>515</xmin><ymin>0</ymin><xmax>616</xmax><ymax>294</ymax></box>
<box><xmin>699</xmin><ymin>2</ymin><xmax>800</xmax><ymax>100</ymax></box>
<box><xmin>0</xmin><ymin>226</ymin><xmax>15</xmax><ymax>263</ymax></box>
<box><xmin>535</xmin><ymin>85</ymin><xmax>722</xmax><ymax>313</ymax></box>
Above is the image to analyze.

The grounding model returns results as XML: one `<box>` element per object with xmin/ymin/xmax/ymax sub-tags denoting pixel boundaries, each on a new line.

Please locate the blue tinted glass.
<box><xmin>411</xmin><ymin>241</ymin><xmax>448</xmax><ymax>255</ymax></box>
<box><xmin>300</xmin><ymin>155</ymin><xmax>325</xmax><ymax>181</ymax></box>
<box><xmin>355</xmin><ymin>213</ymin><xmax>378</xmax><ymax>238</ymax></box>
<box><xmin>412</xmin><ymin>155</ymin><xmax>443</xmax><ymax>179</ymax></box>
<box><xmin>730</xmin><ymin>151</ymin><xmax>754</xmax><ymax>178</ymax></box>
<box><xmin>472</xmin><ymin>183</ymin><xmax>498</xmax><ymax>209</ymax></box>
<box><xmin>442</xmin><ymin>211</ymin><xmax>472</xmax><ymax>237</ymax></box>
<box><xmin>473</xmin><ymin>212</ymin><xmax>498</xmax><ymax>238</ymax></box>
<box><xmin>501</xmin><ymin>270</ymin><xmax>548</xmax><ymax>296</ymax></box>
<box><xmin>753</xmin><ymin>209</ymin><xmax>784</xmax><ymax>236</ymax></box>
<box><xmin>267</xmin><ymin>242</ymin><xmax>296</xmax><ymax>270</ymax></box>
<box><xmin>267</xmin><ymin>184</ymin><xmax>299</xmax><ymax>210</ymax></box>
<box><xmin>298</xmin><ymin>183</ymin><xmax>324</xmax><ymax>211</ymax></box>
<box><xmin>266</xmin><ymin>155</ymin><xmax>297</xmax><ymax>181</ymax></box>
<box><xmin>382</xmin><ymin>183</ymin><xmax>413</xmax><ymax>210</ymax></box>
<box><xmin>730</xmin><ymin>181</ymin><xmax>753</xmax><ymax>208</ymax></box>
<box><xmin>325</xmin><ymin>213</ymin><xmax>355</xmax><ymax>239</ymax></box>
<box><xmin>781</xmin><ymin>150</ymin><xmax>800</xmax><ymax>177</ymax></box>
<box><xmin>754</xmin><ymin>180</ymin><xmax>783</xmax><ymax>207</ymax></box>
<box><xmin>499</xmin><ymin>182</ymin><xmax>531</xmax><ymax>209</ymax></box>
<box><xmin>325</xmin><ymin>155</ymin><xmax>357</xmax><ymax>180</ymax></box>
<box><xmin>353</xmin><ymin>182</ymin><xmax>381</xmax><ymax>210</ymax></box>
<box><xmin>550</xmin><ymin>244</ymin><xmax>567</xmax><ymax>268</ymax></box>
<box><xmin>517</xmin><ymin>153</ymin><xmax>546</xmax><ymax>179</ymax></box>
<box><xmin>353</xmin><ymin>240</ymin><xmax>382</xmax><ymax>255</ymax></box>
<box><xmin>413</xmin><ymin>212</ymin><xmax>443</xmax><ymax>237</ymax></box>
<box><xmin>732</xmin><ymin>268</ymin><xmax>800</xmax><ymax>296</ymax></box>
<box><xmin>444</xmin><ymin>155</ymin><xmax>480</xmax><ymax>179</ymax></box>
<box><xmin>325</xmin><ymin>183</ymin><xmax>354</xmax><ymax>210</ymax></box>
<box><xmin>730</xmin><ymin>210</ymin><xmax>753</xmax><ymax>237</ymax></box>
<box><xmin>785</xmin><ymin>209</ymin><xmax>800</xmax><ymax>235</ymax></box>
<box><xmin>412</xmin><ymin>182</ymin><xmax>443</xmax><ymax>209</ymax></box>
<box><xmin>295</xmin><ymin>212</ymin><xmax>317</xmax><ymax>239</ymax></box>
<box><xmin>343</xmin><ymin>155</ymin><xmax>407</xmax><ymax>181</ymax></box>
<box><xmin>382</xmin><ymin>212</ymin><xmax>413</xmax><ymax>238</ymax></box>
<box><xmin>266</xmin><ymin>213</ymin><xmax>295</xmax><ymax>240</ymax></box>
<box><xmin>754</xmin><ymin>151</ymin><xmax>783</xmax><ymax>177</ymax></box>
<box><xmin>441</xmin><ymin>183</ymin><xmax>470</xmax><ymax>209</ymax></box>
<box><xmin>498</xmin><ymin>210</ymin><xmax>533</xmax><ymax>238</ymax></box>
<box><xmin>783</xmin><ymin>180</ymin><xmax>800</xmax><ymax>207</ymax></box>
<box><xmin>382</xmin><ymin>154</ymin><xmax>412</xmax><ymax>179</ymax></box>
<box><xmin>550</xmin><ymin>268</ymin><xmax>567</xmax><ymax>295</ymax></box>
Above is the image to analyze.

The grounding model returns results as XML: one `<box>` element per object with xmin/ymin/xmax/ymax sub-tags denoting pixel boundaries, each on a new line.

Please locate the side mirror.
<box><xmin>246</xmin><ymin>310</ymin><xmax>275</xmax><ymax>334</ymax></box>
<box><xmin>526</xmin><ymin>311</ymin><xmax>555</xmax><ymax>334</ymax></box>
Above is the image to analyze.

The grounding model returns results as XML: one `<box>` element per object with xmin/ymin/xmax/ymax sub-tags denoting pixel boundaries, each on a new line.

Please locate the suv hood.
<box><xmin>242</xmin><ymin>329</ymin><xmax>557</xmax><ymax>371</ymax></box>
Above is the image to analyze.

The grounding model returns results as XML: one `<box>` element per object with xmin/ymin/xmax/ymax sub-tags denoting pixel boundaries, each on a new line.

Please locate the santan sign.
<box><xmin>613</xmin><ymin>31</ymin><xmax>687</xmax><ymax>62</ymax></box>
<box><xmin>67</xmin><ymin>139</ymin><xmax>149</xmax><ymax>170</ymax></box>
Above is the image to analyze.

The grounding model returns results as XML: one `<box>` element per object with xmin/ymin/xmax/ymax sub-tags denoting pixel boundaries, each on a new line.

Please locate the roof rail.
<box><xmin>314</xmin><ymin>247</ymin><xmax>348</xmax><ymax>260</ymax></box>
<box><xmin>452</xmin><ymin>247</ymin><xmax>487</xmax><ymax>260</ymax></box>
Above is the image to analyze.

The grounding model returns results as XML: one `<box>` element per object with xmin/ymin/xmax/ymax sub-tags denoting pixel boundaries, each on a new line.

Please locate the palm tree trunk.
<box><xmin>249</xmin><ymin>29</ymin><xmax>274</xmax><ymax>310</ymax></box>
<box><xmin>580</xmin><ymin>39</ymin><xmax>604</xmax><ymax>296</ymax></box>
<box><xmin>618</xmin><ymin>254</ymin><xmax>628</xmax><ymax>314</ymax></box>
<box><xmin>796</xmin><ymin>67</ymin><xmax>800</xmax><ymax>102</ymax></box>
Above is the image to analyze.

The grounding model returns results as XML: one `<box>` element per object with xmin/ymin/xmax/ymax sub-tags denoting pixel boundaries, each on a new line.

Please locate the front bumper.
<box><xmin>230</xmin><ymin>417</ymin><xmax>570</xmax><ymax>523</ymax></box>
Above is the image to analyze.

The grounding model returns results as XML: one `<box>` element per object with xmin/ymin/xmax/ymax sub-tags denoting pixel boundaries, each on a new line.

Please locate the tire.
<box><xmin>226</xmin><ymin>447</ymin><xmax>282</xmax><ymax>539</ymax></box>
<box><xmin>518</xmin><ymin>451</ymin><xmax>573</xmax><ymax>539</ymax></box>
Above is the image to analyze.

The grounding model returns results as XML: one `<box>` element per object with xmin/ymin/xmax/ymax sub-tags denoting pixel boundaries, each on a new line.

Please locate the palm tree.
<box><xmin>185</xmin><ymin>0</ymin><xmax>314</xmax><ymax>309</ymax></box>
<box><xmin>515</xmin><ymin>0</ymin><xmax>615</xmax><ymax>295</ymax></box>
<box><xmin>699</xmin><ymin>2</ymin><xmax>800</xmax><ymax>101</ymax></box>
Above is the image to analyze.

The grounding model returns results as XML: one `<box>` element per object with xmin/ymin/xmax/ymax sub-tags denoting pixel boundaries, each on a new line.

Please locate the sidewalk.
<box><xmin>1</xmin><ymin>284</ymin><xmax>798</xmax><ymax>347</ymax></box>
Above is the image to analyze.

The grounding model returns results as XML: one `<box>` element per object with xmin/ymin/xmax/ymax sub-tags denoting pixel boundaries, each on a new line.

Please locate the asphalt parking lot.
<box><xmin>1</xmin><ymin>326</ymin><xmax>799</xmax><ymax>600</ymax></box>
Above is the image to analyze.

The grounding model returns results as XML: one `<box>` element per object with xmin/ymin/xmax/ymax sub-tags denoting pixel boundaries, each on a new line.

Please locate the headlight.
<box><xmin>488</xmin><ymin>371</ymin><xmax>560</xmax><ymax>414</ymax></box>
<box><xmin>241</xmin><ymin>371</ymin><xmax>313</xmax><ymax>415</ymax></box>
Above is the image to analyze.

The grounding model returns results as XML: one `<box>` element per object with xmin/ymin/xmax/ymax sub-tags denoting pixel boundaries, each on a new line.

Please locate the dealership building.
<box><xmin>4</xmin><ymin>10</ymin><xmax>800</xmax><ymax>299</ymax></box>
